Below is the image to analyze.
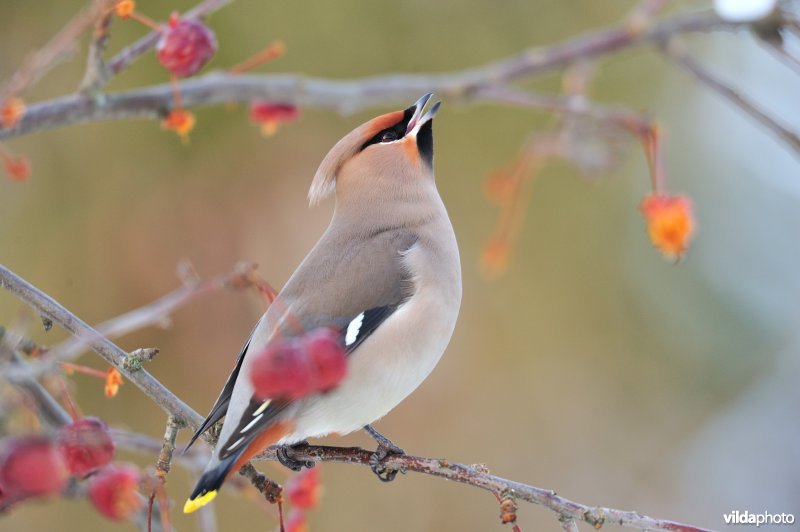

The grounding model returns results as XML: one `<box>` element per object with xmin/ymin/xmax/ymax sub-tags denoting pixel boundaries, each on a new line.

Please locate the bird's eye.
<box><xmin>380</xmin><ymin>130</ymin><xmax>398</xmax><ymax>142</ymax></box>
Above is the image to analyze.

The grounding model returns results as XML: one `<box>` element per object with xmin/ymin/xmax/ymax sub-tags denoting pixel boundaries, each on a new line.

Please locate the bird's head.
<box><xmin>309</xmin><ymin>93</ymin><xmax>441</xmax><ymax>207</ymax></box>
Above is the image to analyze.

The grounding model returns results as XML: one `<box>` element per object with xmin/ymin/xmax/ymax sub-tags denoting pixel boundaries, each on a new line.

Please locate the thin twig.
<box><xmin>0</xmin><ymin>345</ymin><xmax>73</xmax><ymax>427</ymax></box>
<box><xmin>106</xmin><ymin>0</ymin><xmax>233</xmax><ymax>78</ymax></box>
<box><xmin>4</xmin><ymin>261</ymin><xmax>260</xmax><ymax>380</ymax></box>
<box><xmin>661</xmin><ymin>37</ymin><xmax>800</xmax><ymax>155</ymax></box>
<box><xmin>1</xmin><ymin>0</ymin><xmax>118</xmax><ymax>101</ymax></box>
<box><xmin>474</xmin><ymin>84</ymin><xmax>651</xmax><ymax>131</ymax></box>
<box><xmin>148</xmin><ymin>416</ymin><xmax>181</xmax><ymax>532</ymax></box>
<box><xmin>79</xmin><ymin>8</ymin><xmax>114</xmax><ymax>94</ymax></box>
<box><xmin>560</xmin><ymin>517</ymin><xmax>580</xmax><ymax>532</ymax></box>
<box><xmin>0</xmin><ymin>263</ymin><xmax>205</xmax><ymax>430</ymax></box>
<box><xmin>0</xmin><ymin>10</ymin><xmax>737</xmax><ymax>142</ymax></box>
<box><xmin>0</xmin><ymin>264</ymin><xmax>712</xmax><ymax>531</ymax></box>
<box><xmin>0</xmin><ymin>349</ymin><xmax>165</xmax><ymax>532</ymax></box>
<box><xmin>239</xmin><ymin>463</ymin><xmax>282</xmax><ymax>504</ymax></box>
<box><xmin>111</xmin><ymin>428</ymin><xmax>209</xmax><ymax>471</ymax></box>
<box><xmin>254</xmin><ymin>445</ymin><xmax>712</xmax><ymax>532</ymax></box>
<box><xmin>0</xmin><ymin>264</ymin><xmax>290</xmax><ymax>512</ymax></box>
<box><xmin>758</xmin><ymin>36</ymin><xmax>800</xmax><ymax>76</ymax></box>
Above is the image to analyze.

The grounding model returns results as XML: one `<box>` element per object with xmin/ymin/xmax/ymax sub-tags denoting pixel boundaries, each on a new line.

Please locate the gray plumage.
<box><xmin>185</xmin><ymin>94</ymin><xmax>461</xmax><ymax>511</ymax></box>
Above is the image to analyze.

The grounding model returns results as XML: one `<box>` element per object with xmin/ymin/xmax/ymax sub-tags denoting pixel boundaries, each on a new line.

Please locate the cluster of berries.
<box><xmin>0</xmin><ymin>417</ymin><xmax>141</xmax><ymax>521</ymax></box>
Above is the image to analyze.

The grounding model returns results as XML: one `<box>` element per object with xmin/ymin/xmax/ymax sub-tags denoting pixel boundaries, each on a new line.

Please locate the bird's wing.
<box><xmin>214</xmin><ymin>226</ymin><xmax>418</xmax><ymax>459</ymax></box>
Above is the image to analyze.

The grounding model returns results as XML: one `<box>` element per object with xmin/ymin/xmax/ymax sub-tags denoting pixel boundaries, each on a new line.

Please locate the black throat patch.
<box><xmin>416</xmin><ymin>120</ymin><xmax>434</xmax><ymax>167</ymax></box>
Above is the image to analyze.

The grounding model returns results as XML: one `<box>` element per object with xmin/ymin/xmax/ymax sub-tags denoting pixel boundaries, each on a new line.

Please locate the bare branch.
<box><xmin>661</xmin><ymin>37</ymin><xmax>800</xmax><ymax>155</ymax></box>
<box><xmin>5</xmin><ymin>261</ymin><xmax>260</xmax><ymax>380</ymax></box>
<box><xmin>0</xmin><ymin>263</ymin><xmax>204</xmax><ymax>430</ymax></box>
<box><xmin>112</xmin><ymin>428</ymin><xmax>208</xmax><ymax>471</ymax></box>
<box><xmin>0</xmin><ymin>263</ymin><xmax>714</xmax><ymax>531</ymax></box>
<box><xmin>0</xmin><ymin>10</ymin><xmax>736</xmax><ymax>142</ymax></box>
<box><xmin>560</xmin><ymin>518</ymin><xmax>580</xmax><ymax>532</ymax></box>
<box><xmin>79</xmin><ymin>8</ymin><xmax>114</xmax><ymax>94</ymax></box>
<box><xmin>253</xmin><ymin>444</ymin><xmax>712</xmax><ymax>532</ymax></box>
<box><xmin>1</xmin><ymin>0</ymin><xmax>117</xmax><ymax>101</ymax></box>
<box><xmin>0</xmin><ymin>342</ymin><xmax>72</xmax><ymax>427</ymax></box>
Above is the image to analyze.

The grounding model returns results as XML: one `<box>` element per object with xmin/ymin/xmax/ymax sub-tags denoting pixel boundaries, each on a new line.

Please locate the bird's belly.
<box><xmin>280</xmin><ymin>288</ymin><xmax>458</xmax><ymax>444</ymax></box>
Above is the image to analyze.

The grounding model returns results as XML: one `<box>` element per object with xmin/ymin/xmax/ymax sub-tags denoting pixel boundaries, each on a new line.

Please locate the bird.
<box><xmin>183</xmin><ymin>93</ymin><xmax>462</xmax><ymax>513</ymax></box>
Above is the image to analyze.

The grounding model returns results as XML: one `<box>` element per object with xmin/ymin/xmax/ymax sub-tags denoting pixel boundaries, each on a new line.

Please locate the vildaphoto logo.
<box><xmin>723</xmin><ymin>511</ymin><xmax>795</xmax><ymax>527</ymax></box>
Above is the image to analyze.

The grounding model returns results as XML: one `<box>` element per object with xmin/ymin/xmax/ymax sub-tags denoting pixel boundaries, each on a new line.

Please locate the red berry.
<box><xmin>285</xmin><ymin>468</ymin><xmax>321</xmax><ymax>509</ymax></box>
<box><xmin>2</xmin><ymin>154</ymin><xmax>31</xmax><ymax>182</ymax></box>
<box><xmin>156</xmin><ymin>16</ymin><xmax>217</xmax><ymax>78</ymax></box>
<box><xmin>88</xmin><ymin>464</ymin><xmax>142</xmax><ymax>521</ymax></box>
<box><xmin>0</xmin><ymin>436</ymin><xmax>68</xmax><ymax>500</ymax></box>
<box><xmin>249</xmin><ymin>340</ymin><xmax>314</xmax><ymax>400</ymax></box>
<box><xmin>304</xmin><ymin>328</ymin><xmax>347</xmax><ymax>392</ymax></box>
<box><xmin>58</xmin><ymin>417</ymin><xmax>115</xmax><ymax>477</ymax></box>
<box><xmin>249</xmin><ymin>102</ymin><xmax>299</xmax><ymax>136</ymax></box>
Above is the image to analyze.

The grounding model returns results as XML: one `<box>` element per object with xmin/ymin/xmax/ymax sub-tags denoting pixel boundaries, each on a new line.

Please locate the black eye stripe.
<box><xmin>359</xmin><ymin>107</ymin><xmax>415</xmax><ymax>151</ymax></box>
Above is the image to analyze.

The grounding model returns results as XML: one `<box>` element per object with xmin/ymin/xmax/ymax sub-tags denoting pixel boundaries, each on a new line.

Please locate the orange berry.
<box><xmin>161</xmin><ymin>109</ymin><xmax>196</xmax><ymax>142</ymax></box>
<box><xmin>480</xmin><ymin>237</ymin><xmax>511</xmax><ymax>278</ymax></box>
<box><xmin>113</xmin><ymin>0</ymin><xmax>135</xmax><ymax>19</ymax></box>
<box><xmin>104</xmin><ymin>368</ymin><xmax>123</xmax><ymax>398</ymax></box>
<box><xmin>0</xmin><ymin>97</ymin><xmax>26</xmax><ymax>129</ymax></box>
<box><xmin>640</xmin><ymin>194</ymin><xmax>696</xmax><ymax>260</ymax></box>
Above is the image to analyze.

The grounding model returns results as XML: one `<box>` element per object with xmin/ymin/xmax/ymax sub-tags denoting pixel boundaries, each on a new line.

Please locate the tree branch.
<box><xmin>0</xmin><ymin>0</ymin><xmax>118</xmax><ymax>100</ymax></box>
<box><xmin>660</xmin><ymin>37</ymin><xmax>800</xmax><ymax>155</ymax></box>
<box><xmin>251</xmin><ymin>444</ymin><xmax>711</xmax><ymax>532</ymax></box>
<box><xmin>0</xmin><ymin>263</ymin><xmax>204</xmax><ymax>431</ymax></box>
<box><xmin>0</xmin><ymin>263</ymin><xmax>711</xmax><ymax>531</ymax></box>
<box><xmin>0</xmin><ymin>10</ymin><xmax>736</xmax><ymax>142</ymax></box>
<box><xmin>4</xmin><ymin>260</ymin><xmax>261</xmax><ymax>380</ymax></box>
<box><xmin>105</xmin><ymin>0</ymin><xmax>233</xmax><ymax>79</ymax></box>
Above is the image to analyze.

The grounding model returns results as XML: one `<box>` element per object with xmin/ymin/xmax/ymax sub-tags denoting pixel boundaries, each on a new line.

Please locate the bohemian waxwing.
<box><xmin>184</xmin><ymin>93</ymin><xmax>461</xmax><ymax>513</ymax></box>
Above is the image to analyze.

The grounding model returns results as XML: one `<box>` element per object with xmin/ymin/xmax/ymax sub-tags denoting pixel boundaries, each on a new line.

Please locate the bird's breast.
<box><xmin>282</xmin><ymin>239</ymin><xmax>462</xmax><ymax>443</ymax></box>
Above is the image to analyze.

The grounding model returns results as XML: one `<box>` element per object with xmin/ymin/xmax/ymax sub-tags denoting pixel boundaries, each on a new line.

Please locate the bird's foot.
<box><xmin>364</xmin><ymin>425</ymin><xmax>405</xmax><ymax>482</ymax></box>
<box><xmin>276</xmin><ymin>441</ymin><xmax>315</xmax><ymax>472</ymax></box>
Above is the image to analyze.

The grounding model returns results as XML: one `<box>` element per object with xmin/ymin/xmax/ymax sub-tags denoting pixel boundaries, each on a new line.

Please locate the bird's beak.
<box><xmin>405</xmin><ymin>93</ymin><xmax>434</xmax><ymax>136</ymax></box>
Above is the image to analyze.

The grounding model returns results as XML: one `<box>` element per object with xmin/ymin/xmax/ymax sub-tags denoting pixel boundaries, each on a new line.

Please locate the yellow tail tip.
<box><xmin>183</xmin><ymin>490</ymin><xmax>218</xmax><ymax>514</ymax></box>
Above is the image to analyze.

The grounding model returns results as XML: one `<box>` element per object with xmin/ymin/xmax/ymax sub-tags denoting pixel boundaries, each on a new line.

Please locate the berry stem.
<box><xmin>127</xmin><ymin>11</ymin><xmax>164</xmax><ymax>33</ymax></box>
<box><xmin>170</xmin><ymin>75</ymin><xmax>184</xmax><ymax>110</ymax></box>
<box><xmin>60</xmin><ymin>362</ymin><xmax>107</xmax><ymax>379</ymax></box>
<box><xmin>229</xmin><ymin>41</ymin><xmax>285</xmax><ymax>74</ymax></box>
<box><xmin>641</xmin><ymin>124</ymin><xmax>665</xmax><ymax>195</ymax></box>
<box><xmin>55</xmin><ymin>375</ymin><xmax>81</xmax><ymax>421</ymax></box>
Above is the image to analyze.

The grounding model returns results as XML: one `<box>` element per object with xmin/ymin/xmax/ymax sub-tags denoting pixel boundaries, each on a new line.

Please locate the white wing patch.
<box><xmin>240</xmin><ymin>413</ymin><xmax>264</xmax><ymax>434</ymax></box>
<box><xmin>253</xmin><ymin>400</ymin><xmax>271</xmax><ymax>416</ymax></box>
<box><xmin>345</xmin><ymin>312</ymin><xmax>365</xmax><ymax>347</ymax></box>
<box><xmin>227</xmin><ymin>436</ymin><xmax>245</xmax><ymax>451</ymax></box>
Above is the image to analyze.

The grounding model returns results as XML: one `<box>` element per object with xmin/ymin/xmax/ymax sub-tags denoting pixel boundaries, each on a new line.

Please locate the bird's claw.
<box><xmin>276</xmin><ymin>441</ymin><xmax>315</xmax><ymax>472</ymax></box>
<box><xmin>363</xmin><ymin>424</ymin><xmax>405</xmax><ymax>482</ymax></box>
<box><xmin>368</xmin><ymin>442</ymin><xmax>405</xmax><ymax>482</ymax></box>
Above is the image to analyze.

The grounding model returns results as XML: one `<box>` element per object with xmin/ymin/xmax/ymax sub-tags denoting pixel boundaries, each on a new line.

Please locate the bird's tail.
<box><xmin>183</xmin><ymin>452</ymin><xmax>240</xmax><ymax>514</ymax></box>
<box><xmin>184</xmin><ymin>421</ymin><xmax>292</xmax><ymax>514</ymax></box>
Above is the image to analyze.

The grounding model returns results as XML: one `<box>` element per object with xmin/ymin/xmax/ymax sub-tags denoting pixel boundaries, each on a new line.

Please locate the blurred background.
<box><xmin>1</xmin><ymin>0</ymin><xmax>799</xmax><ymax>530</ymax></box>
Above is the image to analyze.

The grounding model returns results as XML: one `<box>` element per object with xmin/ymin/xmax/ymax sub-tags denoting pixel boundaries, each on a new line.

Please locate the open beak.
<box><xmin>405</xmin><ymin>93</ymin><xmax>436</xmax><ymax>136</ymax></box>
